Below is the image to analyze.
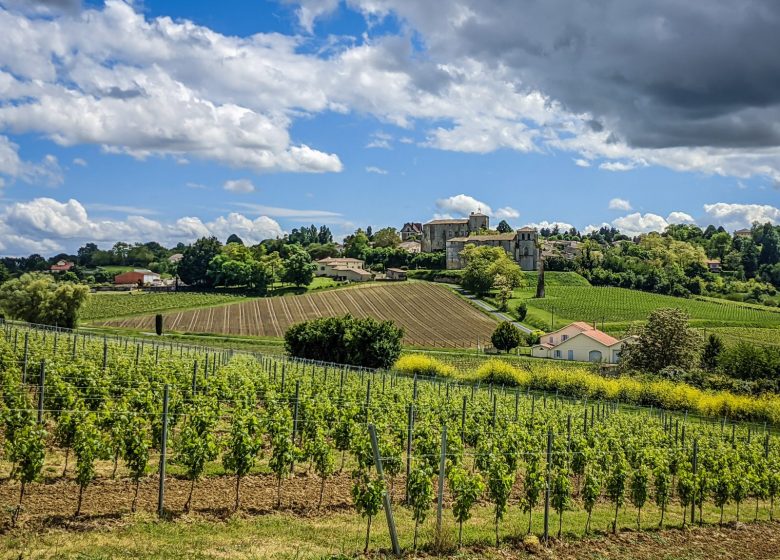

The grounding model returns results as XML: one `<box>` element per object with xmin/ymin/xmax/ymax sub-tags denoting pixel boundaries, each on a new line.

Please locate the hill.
<box><xmin>96</xmin><ymin>282</ymin><xmax>498</xmax><ymax>348</ymax></box>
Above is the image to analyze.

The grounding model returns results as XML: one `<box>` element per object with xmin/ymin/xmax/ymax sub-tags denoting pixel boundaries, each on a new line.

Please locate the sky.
<box><xmin>0</xmin><ymin>0</ymin><xmax>779</xmax><ymax>256</ymax></box>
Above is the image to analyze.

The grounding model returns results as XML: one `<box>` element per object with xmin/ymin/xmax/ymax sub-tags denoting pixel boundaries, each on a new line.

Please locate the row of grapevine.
<box><xmin>0</xmin><ymin>321</ymin><xmax>778</xmax><ymax>554</ymax></box>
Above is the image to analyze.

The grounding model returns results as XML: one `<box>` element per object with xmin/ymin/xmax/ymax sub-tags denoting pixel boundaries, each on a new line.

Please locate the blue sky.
<box><xmin>0</xmin><ymin>0</ymin><xmax>779</xmax><ymax>255</ymax></box>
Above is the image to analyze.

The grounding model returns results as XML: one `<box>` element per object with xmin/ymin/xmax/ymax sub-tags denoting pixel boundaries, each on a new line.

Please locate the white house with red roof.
<box><xmin>532</xmin><ymin>321</ymin><xmax>634</xmax><ymax>364</ymax></box>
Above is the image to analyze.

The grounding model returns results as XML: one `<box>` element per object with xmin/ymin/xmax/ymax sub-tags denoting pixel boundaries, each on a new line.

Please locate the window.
<box><xmin>554</xmin><ymin>350</ymin><xmax>561</xmax><ymax>358</ymax></box>
<box><xmin>561</xmin><ymin>334</ymin><xmax>568</xmax><ymax>341</ymax></box>
<box><xmin>549</xmin><ymin>337</ymin><xmax>554</xmax><ymax>344</ymax></box>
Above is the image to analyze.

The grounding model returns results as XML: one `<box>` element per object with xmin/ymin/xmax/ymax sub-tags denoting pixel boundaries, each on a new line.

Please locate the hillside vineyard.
<box><xmin>1</xmin><ymin>322</ymin><xmax>778</xmax><ymax>553</ymax></box>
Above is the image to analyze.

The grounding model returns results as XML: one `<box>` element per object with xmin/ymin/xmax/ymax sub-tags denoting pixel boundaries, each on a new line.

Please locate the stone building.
<box><xmin>421</xmin><ymin>211</ymin><xmax>489</xmax><ymax>252</ymax></box>
<box><xmin>445</xmin><ymin>226</ymin><xmax>539</xmax><ymax>271</ymax></box>
<box><xmin>400</xmin><ymin>222</ymin><xmax>422</xmax><ymax>241</ymax></box>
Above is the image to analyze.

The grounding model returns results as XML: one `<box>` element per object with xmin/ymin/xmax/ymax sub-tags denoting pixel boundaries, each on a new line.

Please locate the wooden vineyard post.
<box><xmin>691</xmin><ymin>438</ymin><xmax>698</xmax><ymax>525</ymax></box>
<box><xmin>514</xmin><ymin>391</ymin><xmax>519</xmax><ymax>422</ymax></box>
<box><xmin>192</xmin><ymin>361</ymin><xmax>198</xmax><ymax>397</ymax></box>
<box><xmin>436</xmin><ymin>424</ymin><xmax>447</xmax><ymax>542</ymax></box>
<box><xmin>22</xmin><ymin>332</ymin><xmax>29</xmax><ymax>383</ymax></box>
<box><xmin>544</xmin><ymin>427</ymin><xmax>552</xmax><ymax>545</ymax></box>
<box><xmin>365</xmin><ymin>380</ymin><xmax>372</xmax><ymax>423</ymax></box>
<box><xmin>103</xmin><ymin>337</ymin><xmax>108</xmax><ymax>370</ymax></box>
<box><xmin>158</xmin><ymin>384</ymin><xmax>170</xmax><ymax>518</ymax></box>
<box><xmin>368</xmin><ymin>424</ymin><xmax>401</xmax><ymax>556</ymax></box>
<box><xmin>405</xmin><ymin>403</ymin><xmax>414</xmax><ymax>504</ymax></box>
<box><xmin>461</xmin><ymin>396</ymin><xmax>467</xmax><ymax>444</ymax></box>
<box><xmin>37</xmin><ymin>360</ymin><xmax>45</xmax><ymax>423</ymax></box>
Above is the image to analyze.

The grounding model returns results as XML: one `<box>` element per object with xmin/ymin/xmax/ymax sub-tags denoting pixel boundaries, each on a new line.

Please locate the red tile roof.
<box><xmin>579</xmin><ymin>329</ymin><xmax>620</xmax><ymax>346</ymax></box>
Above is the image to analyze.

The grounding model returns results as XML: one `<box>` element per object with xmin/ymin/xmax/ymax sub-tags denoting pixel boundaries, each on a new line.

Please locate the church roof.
<box><xmin>448</xmin><ymin>233</ymin><xmax>516</xmax><ymax>242</ymax></box>
<box><xmin>425</xmin><ymin>219</ymin><xmax>469</xmax><ymax>225</ymax></box>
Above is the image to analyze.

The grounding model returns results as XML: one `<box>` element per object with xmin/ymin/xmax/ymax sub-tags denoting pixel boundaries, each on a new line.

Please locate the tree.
<box><xmin>226</xmin><ymin>233</ymin><xmax>244</xmax><ymax>245</ymax></box>
<box><xmin>407</xmin><ymin>467</ymin><xmax>434</xmax><ymax>549</ymax></box>
<box><xmin>497</xmin><ymin>220</ymin><xmax>513</xmax><ymax>233</ymax></box>
<box><xmin>77</xmin><ymin>243</ymin><xmax>99</xmax><ymax>266</ymax></box>
<box><xmin>460</xmin><ymin>245</ymin><xmax>522</xmax><ymax>296</ymax></box>
<box><xmin>621</xmin><ymin>308</ymin><xmax>702</xmax><ymax>373</ymax></box>
<box><xmin>0</xmin><ymin>273</ymin><xmax>89</xmax><ymax>328</ymax></box>
<box><xmin>284</xmin><ymin>315</ymin><xmax>403</xmax><ymax>369</ymax></box>
<box><xmin>155</xmin><ymin>314</ymin><xmax>163</xmax><ymax>336</ymax></box>
<box><xmin>536</xmin><ymin>257</ymin><xmax>545</xmax><ymax>298</ymax></box>
<box><xmin>178</xmin><ymin>237</ymin><xmax>222</xmax><ymax>286</ymax></box>
<box><xmin>700</xmin><ymin>333</ymin><xmax>723</xmax><ymax>371</ymax></box>
<box><xmin>372</xmin><ymin>227</ymin><xmax>401</xmax><ymax>248</ymax></box>
<box><xmin>709</xmin><ymin>232</ymin><xmax>731</xmax><ymax>261</ymax></box>
<box><xmin>493</xmin><ymin>274</ymin><xmax>512</xmax><ymax>311</ymax></box>
<box><xmin>516</xmin><ymin>301</ymin><xmax>528</xmax><ymax>322</ymax></box>
<box><xmin>281</xmin><ymin>244</ymin><xmax>316</xmax><ymax>288</ymax></box>
<box><xmin>491</xmin><ymin>322</ymin><xmax>522</xmax><ymax>353</ymax></box>
<box><xmin>344</xmin><ymin>230</ymin><xmax>370</xmax><ymax>260</ymax></box>
<box><xmin>448</xmin><ymin>465</ymin><xmax>484</xmax><ymax>547</ymax></box>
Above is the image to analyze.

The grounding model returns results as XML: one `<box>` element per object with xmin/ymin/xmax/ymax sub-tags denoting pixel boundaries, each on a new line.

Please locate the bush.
<box><xmin>515</xmin><ymin>302</ymin><xmax>528</xmax><ymax>322</ymax></box>
<box><xmin>395</xmin><ymin>354</ymin><xmax>456</xmax><ymax>377</ymax></box>
<box><xmin>491</xmin><ymin>322</ymin><xmax>522</xmax><ymax>353</ymax></box>
<box><xmin>475</xmin><ymin>359</ymin><xmax>530</xmax><ymax>386</ymax></box>
<box><xmin>284</xmin><ymin>315</ymin><xmax>403</xmax><ymax>369</ymax></box>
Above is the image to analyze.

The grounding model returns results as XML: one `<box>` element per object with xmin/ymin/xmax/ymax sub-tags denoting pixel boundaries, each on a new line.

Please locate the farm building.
<box><xmin>532</xmin><ymin>321</ymin><xmax>634</xmax><ymax>364</ymax></box>
<box><xmin>114</xmin><ymin>269</ymin><xmax>161</xmax><ymax>286</ymax></box>
<box><xmin>50</xmin><ymin>260</ymin><xmax>74</xmax><ymax>272</ymax></box>
<box><xmin>385</xmin><ymin>268</ymin><xmax>407</xmax><ymax>281</ymax></box>
<box><xmin>705</xmin><ymin>258</ymin><xmax>721</xmax><ymax>273</ymax></box>
<box><xmin>315</xmin><ymin>257</ymin><xmax>374</xmax><ymax>282</ymax></box>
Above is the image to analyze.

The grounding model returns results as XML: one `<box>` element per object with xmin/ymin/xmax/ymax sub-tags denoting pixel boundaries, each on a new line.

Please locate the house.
<box><xmin>315</xmin><ymin>257</ymin><xmax>374</xmax><ymax>282</ymax></box>
<box><xmin>705</xmin><ymin>258</ymin><xmax>722</xmax><ymax>273</ymax></box>
<box><xmin>735</xmin><ymin>228</ymin><xmax>752</xmax><ymax>238</ymax></box>
<box><xmin>385</xmin><ymin>268</ymin><xmax>408</xmax><ymax>281</ymax></box>
<box><xmin>168</xmin><ymin>253</ymin><xmax>184</xmax><ymax>264</ymax></box>
<box><xmin>422</xmin><ymin>211</ymin><xmax>489</xmax><ymax>252</ymax></box>
<box><xmin>444</xmin><ymin>227</ymin><xmax>539</xmax><ymax>271</ymax></box>
<box><xmin>114</xmin><ymin>269</ymin><xmax>161</xmax><ymax>286</ymax></box>
<box><xmin>544</xmin><ymin>240</ymin><xmax>582</xmax><ymax>260</ymax></box>
<box><xmin>399</xmin><ymin>240</ymin><xmax>422</xmax><ymax>254</ymax></box>
<box><xmin>400</xmin><ymin>222</ymin><xmax>423</xmax><ymax>241</ymax></box>
<box><xmin>50</xmin><ymin>260</ymin><xmax>75</xmax><ymax>272</ymax></box>
<box><xmin>531</xmin><ymin>322</ymin><xmax>634</xmax><ymax>364</ymax></box>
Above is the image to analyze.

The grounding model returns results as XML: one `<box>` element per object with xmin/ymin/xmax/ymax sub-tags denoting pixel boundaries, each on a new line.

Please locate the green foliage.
<box><xmin>80</xmin><ymin>292</ymin><xmax>242</xmax><ymax>321</ymax></box>
<box><xmin>606</xmin><ymin>452</ymin><xmax>629</xmax><ymax>532</ymax></box>
<box><xmin>484</xmin><ymin>450</ymin><xmax>515</xmax><ymax>545</ymax></box>
<box><xmin>491</xmin><ymin>322</ymin><xmax>522</xmax><ymax>353</ymax></box>
<box><xmin>630</xmin><ymin>464</ymin><xmax>650</xmax><ymax>528</ymax></box>
<box><xmin>223</xmin><ymin>405</ymin><xmax>262</xmax><ymax>510</ymax></box>
<box><xmin>284</xmin><ymin>315</ymin><xmax>403</xmax><ymax>369</ymax></box>
<box><xmin>407</xmin><ymin>467</ymin><xmax>435</xmax><ymax>549</ymax></box>
<box><xmin>701</xmin><ymin>333</ymin><xmax>724</xmax><ymax>371</ymax></box>
<box><xmin>281</xmin><ymin>244</ymin><xmax>316</xmax><ymax>287</ymax></box>
<box><xmin>461</xmin><ymin>245</ymin><xmax>523</xmax><ymax>296</ymax></box>
<box><xmin>622</xmin><ymin>308</ymin><xmax>703</xmax><ymax>372</ymax></box>
<box><xmin>448</xmin><ymin>464</ymin><xmax>484</xmax><ymax>545</ymax></box>
<box><xmin>178</xmin><ymin>236</ymin><xmax>222</xmax><ymax>287</ymax></box>
<box><xmin>73</xmin><ymin>414</ymin><xmax>106</xmax><ymax>515</ymax></box>
<box><xmin>515</xmin><ymin>301</ymin><xmax>528</xmax><ymax>322</ymax></box>
<box><xmin>582</xmin><ymin>467</ymin><xmax>600</xmax><ymax>533</ymax></box>
<box><xmin>496</xmin><ymin>220</ymin><xmax>513</xmax><ymax>234</ymax></box>
<box><xmin>0</xmin><ymin>273</ymin><xmax>89</xmax><ymax>328</ymax></box>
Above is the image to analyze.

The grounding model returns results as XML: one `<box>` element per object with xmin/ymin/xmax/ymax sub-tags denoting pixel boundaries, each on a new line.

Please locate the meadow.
<box><xmin>81</xmin><ymin>292</ymin><xmax>248</xmax><ymax>321</ymax></box>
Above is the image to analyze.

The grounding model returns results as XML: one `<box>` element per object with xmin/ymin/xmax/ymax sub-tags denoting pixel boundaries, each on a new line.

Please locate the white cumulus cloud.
<box><xmin>608</xmin><ymin>198</ymin><xmax>632</xmax><ymax>211</ymax></box>
<box><xmin>223</xmin><ymin>179</ymin><xmax>255</xmax><ymax>193</ymax></box>
<box><xmin>703</xmin><ymin>203</ymin><xmax>780</xmax><ymax>231</ymax></box>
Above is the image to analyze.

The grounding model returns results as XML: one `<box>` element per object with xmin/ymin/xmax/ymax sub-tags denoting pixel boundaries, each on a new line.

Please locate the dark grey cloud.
<box><xmin>350</xmin><ymin>0</ymin><xmax>780</xmax><ymax>150</ymax></box>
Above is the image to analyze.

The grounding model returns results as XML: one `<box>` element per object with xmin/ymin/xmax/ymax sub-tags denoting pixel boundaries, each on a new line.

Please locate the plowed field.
<box><xmin>97</xmin><ymin>282</ymin><xmax>497</xmax><ymax>348</ymax></box>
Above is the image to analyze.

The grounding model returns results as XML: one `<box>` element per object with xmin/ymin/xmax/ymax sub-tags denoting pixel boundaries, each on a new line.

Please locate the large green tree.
<box><xmin>0</xmin><ymin>273</ymin><xmax>89</xmax><ymax>328</ymax></box>
<box><xmin>621</xmin><ymin>308</ymin><xmax>702</xmax><ymax>372</ymax></box>
<box><xmin>281</xmin><ymin>244</ymin><xmax>316</xmax><ymax>287</ymax></box>
<box><xmin>178</xmin><ymin>236</ymin><xmax>222</xmax><ymax>286</ymax></box>
<box><xmin>460</xmin><ymin>245</ymin><xmax>523</xmax><ymax>296</ymax></box>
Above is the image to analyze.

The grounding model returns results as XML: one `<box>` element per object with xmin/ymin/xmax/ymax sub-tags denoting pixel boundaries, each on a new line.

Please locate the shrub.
<box><xmin>284</xmin><ymin>314</ymin><xmax>403</xmax><ymax>369</ymax></box>
<box><xmin>515</xmin><ymin>301</ymin><xmax>528</xmax><ymax>322</ymax></box>
<box><xmin>491</xmin><ymin>322</ymin><xmax>522</xmax><ymax>353</ymax></box>
<box><xmin>395</xmin><ymin>354</ymin><xmax>456</xmax><ymax>378</ymax></box>
<box><xmin>475</xmin><ymin>359</ymin><xmax>530</xmax><ymax>386</ymax></box>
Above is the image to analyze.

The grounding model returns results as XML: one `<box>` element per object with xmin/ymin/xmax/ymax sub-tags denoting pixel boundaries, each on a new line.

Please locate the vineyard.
<box><xmin>514</xmin><ymin>285</ymin><xmax>780</xmax><ymax>332</ymax></box>
<box><xmin>1</xmin><ymin>322</ymin><xmax>779</xmax><ymax>558</ymax></box>
<box><xmin>95</xmin><ymin>282</ymin><xmax>498</xmax><ymax>348</ymax></box>
<box><xmin>81</xmin><ymin>292</ymin><xmax>248</xmax><ymax>321</ymax></box>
